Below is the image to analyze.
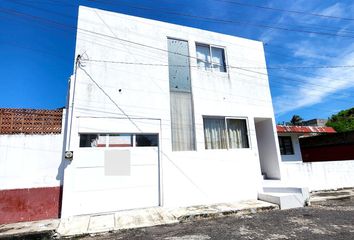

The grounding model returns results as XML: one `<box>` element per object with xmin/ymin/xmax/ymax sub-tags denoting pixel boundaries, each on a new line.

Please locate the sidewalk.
<box><xmin>57</xmin><ymin>200</ymin><xmax>278</xmax><ymax>237</ymax></box>
<box><xmin>0</xmin><ymin>200</ymin><xmax>278</xmax><ymax>239</ymax></box>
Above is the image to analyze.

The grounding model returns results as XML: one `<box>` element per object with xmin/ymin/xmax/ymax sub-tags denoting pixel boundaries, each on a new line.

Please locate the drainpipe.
<box><xmin>65</xmin><ymin>55</ymin><xmax>81</xmax><ymax>155</ymax></box>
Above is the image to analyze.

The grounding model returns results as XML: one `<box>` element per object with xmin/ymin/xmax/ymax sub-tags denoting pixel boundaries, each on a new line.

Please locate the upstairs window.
<box><xmin>196</xmin><ymin>43</ymin><xmax>226</xmax><ymax>72</ymax></box>
<box><xmin>278</xmin><ymin>136</ymin><xmax>294</xmax><ymax>155</ymax></box>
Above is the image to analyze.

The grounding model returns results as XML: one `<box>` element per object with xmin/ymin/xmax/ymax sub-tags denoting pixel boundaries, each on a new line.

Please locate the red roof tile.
<box><xmin>276</xmin><ymin>125</ymin><xmax>336</xmax><ymax>134</ymax></box>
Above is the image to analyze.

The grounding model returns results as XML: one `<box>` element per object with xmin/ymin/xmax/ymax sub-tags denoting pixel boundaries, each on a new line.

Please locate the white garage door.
<box><xmin>61</xmin><ymin>133</ymin><xmax>160</xmax><ymax>217</ymax></box>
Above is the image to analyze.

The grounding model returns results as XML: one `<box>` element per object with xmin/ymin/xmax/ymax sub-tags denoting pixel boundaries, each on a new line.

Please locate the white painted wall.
<box><xmin>282</xmin><ymin>160</ymin><xmax>354</xmax><ymax>191</ymax></box>
<box><xmin>61</xmin><ymin>6</ymin><xmax>281</xmax><ymax>217</ymax></box>
<box><xmin>0</xmin><ymin>133</ymin><xmax>64</xmax><ymax>190</ymax></box>
<box><xmin>278</xmin><ymin>133</ymin><xmax>303</xmax><ymax>162</ymax></box>
<box><xmin>255</xmin><ymin>118</ymin><xmax>282</xmax><ymax>179</ymax></box>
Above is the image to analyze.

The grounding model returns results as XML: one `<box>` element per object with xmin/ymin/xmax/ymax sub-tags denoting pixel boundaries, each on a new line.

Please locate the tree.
<box><xmin>326</xmin><ymin>107</ymin><xmax>354</xmax><ymax>132</ymax></box>
<box><xmin>290</xmin><ymin>115</ymin><xmax>303</xmax><ymax>126</ymax></box>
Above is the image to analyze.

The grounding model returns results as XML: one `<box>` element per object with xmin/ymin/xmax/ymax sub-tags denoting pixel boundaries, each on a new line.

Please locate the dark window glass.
<box><xmin>278</xmin><ymin>136</ymin><xmax>294</xmax><ymax>155</ymax></box>
<box><xmin>79</xmin><ymin>134</ymin><xmax>106</xmax><ymax>147</ymax></box>
<box><xmin>136</xmin><ymin>134</ymin><xmax>158</xmax><ymax>147</ymax></box>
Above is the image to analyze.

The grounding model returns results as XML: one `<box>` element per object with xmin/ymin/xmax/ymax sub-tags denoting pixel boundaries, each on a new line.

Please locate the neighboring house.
<box><xmin>277</xmin><ymin>125</ymin><xmax>354</xmax><ymax>191</ymax></box>
<box><xmin>302</xmin><ymin>118</ymin><xmax>328</xmax><ymax>127</ymax></box>
<box><xmin>276</xmin><ymin>125</ymin><xmax>336</xmax><ymax>162</ymax></box>
<box><xmin>0</xmin><ymin>108</ymin><xmax>65</xmax><ymax>224</ymax></box>
<box><xmin>61</xmin><ymin>6</ymin><xmax>282</xmax><ymax>217</ymax></box>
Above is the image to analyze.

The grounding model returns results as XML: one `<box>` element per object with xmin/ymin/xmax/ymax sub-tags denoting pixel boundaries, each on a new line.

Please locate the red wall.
<box><xmin>0</xmin><ymin>186</ymin><xmax>62</xmax><ymax>224</ymax></box>
<box><xmin>301</xmin><ymin>144</ymin><xmax>354</xmax><ymax>162</ymax></box>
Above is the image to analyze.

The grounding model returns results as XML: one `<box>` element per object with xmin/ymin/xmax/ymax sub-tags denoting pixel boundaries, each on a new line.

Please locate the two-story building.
<box><xmin>61</xmin><ymin>6</ymin><xmax>282</xmax><ymax>217</ymax></box>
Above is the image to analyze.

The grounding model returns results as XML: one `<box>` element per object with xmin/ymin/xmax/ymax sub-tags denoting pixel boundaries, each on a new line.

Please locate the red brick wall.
<box><xmin>0</xmin><ymin>186</ymin><xmax>62</xmax><ymax>224</ymax></box>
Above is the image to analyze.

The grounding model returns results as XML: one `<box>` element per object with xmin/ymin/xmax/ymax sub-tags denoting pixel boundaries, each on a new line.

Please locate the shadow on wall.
<box><xmin>254</xmin><ymin>117</ymin><xmax>281</xmax><ymax>180</ymax></box>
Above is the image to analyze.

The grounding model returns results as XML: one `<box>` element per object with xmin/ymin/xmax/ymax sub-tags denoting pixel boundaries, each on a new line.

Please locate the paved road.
<box><xmin>79</xmin><ymin>198</ymin><xmax>354</xmax><ymax>240</ymax></box>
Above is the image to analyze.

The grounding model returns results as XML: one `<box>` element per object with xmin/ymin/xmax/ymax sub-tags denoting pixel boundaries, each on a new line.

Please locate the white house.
<box><xmin>61</xmin><ymin>6</ymin><xmax>282</xmax><ymax>217</ymax></box>
<box><xmin>276</xmin><ymin>126</ymin><xmax>354</xmax><ymax>191</ymax></box>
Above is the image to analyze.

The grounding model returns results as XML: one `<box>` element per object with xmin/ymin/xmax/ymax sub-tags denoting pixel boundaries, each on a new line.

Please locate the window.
<box><xmin>136</xmin><ymin>134</ymin><xmax>158</xmax><ymax>147</ymax></box>
<box><xmin>168</xmin><ymin>38</ymin><xmax>196</xmax><ymax>151</ymax></box>
<box><xmin>278</xmin><ymin>136</ymin><xmax>294</xmax><ymax>155</ymax></box>
<box><xmin>80</xmin><ymin>134</ymin><xmax>106</xmax><ymax>147</ymax></box>
<box><xmin>196</xmin><ymin>43</ymin><xmax>226</xmax><ymax>72</ymax></box>
<box><xmin>108</xmin><ymin>134</ymin><xmax>133</xmax><ymax>147</ymax></box>
<box><xmin>203</xmin><ymin>117</ymin><xmax>249</xmax><ymax>149</ymax></box>
<box><xmin>79</xmin><ymin>133</ymin><xmax>158</xmax><ymax>148</ymax></box>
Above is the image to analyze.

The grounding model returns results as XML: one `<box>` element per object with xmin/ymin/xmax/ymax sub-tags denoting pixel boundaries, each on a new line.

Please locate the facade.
<box><xmin>61</xmin><ymin>6</ymin><xmax>282</xmax><ymax>217</ymax></box>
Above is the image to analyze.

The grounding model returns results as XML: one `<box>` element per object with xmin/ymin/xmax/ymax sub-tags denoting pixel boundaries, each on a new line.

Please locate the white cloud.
<box><xmin>318</xmin><ymin>3</ymin><xmax>345</xmax><ymax>17</ymax></box>
<box><xmin>273</xmin><ymin>45</ymin><xmax>354</xmax><ymax>115</ymax></box>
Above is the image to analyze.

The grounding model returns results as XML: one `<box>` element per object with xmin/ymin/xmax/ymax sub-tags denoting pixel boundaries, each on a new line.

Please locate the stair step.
<box><xmin>258</xmin><ymin>192</ymin><xmax>305</xmax><ymax>209</ymax></box>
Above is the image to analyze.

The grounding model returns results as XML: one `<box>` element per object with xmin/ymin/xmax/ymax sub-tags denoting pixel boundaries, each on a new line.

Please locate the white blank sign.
<box><xmin>104</xmin><ymin>150</ymin><xmax>131</xmax><ymax>176</ymax></box>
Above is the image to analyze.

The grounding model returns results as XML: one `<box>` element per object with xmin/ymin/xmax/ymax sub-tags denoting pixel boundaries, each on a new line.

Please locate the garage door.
<box><xmin>61</xmin><ymin>132</ymin><xmax>160</xmax><ymax>217</ymax></box>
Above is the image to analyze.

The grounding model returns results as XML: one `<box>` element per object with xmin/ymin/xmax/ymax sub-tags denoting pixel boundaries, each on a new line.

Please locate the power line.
<box><xmin>2</xmin><ymin>5</ymin><xmax>351</xmax><ymax>95</ymax></box>
<box><xmin>121</xmin><ymin>0</ymin><xmax>354</xmax><ymax>36</ymax></box>
<box><xmin>85</xmin><ymin>59</ymin><xmax>354</xmax><ymax>70</ymax></box>
<box><xmin>85</xmin><ymin>0</ymin><xmax>354</xmax><ymax>39</ymax></box>
<box><xmin>83</xmin><ymin>58</ymin><xmax>354</xmax><ymax>106</ymax></box>
<box><xmin>214</xmin><ymin>0</ymin><xmax>354</xmax><ymax>21</ymax></box>
<box><xmin>6</xmin><ymin>0</ymin><xmax>354</xmax><ymax>60</ymax></box>
<box><xmin>1</xmin><ymin>5</ymin><xmax>353</xmax><ymax>108</ymax></box>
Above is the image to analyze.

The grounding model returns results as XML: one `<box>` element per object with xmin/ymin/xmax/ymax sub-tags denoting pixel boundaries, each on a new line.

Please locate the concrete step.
<box><xmin>258</xmin><ymin>186</ymin><xmax>309</xmax><ymax>209</ymax></box>
<box><xmin>258</xmin><ymin>192</ymin><xmax>305</xmax><ymax>209</ymax></box>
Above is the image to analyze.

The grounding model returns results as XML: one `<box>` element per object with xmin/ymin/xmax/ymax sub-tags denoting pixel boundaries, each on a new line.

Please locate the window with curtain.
<box><xmin>203</xmin><ymin>117</ymin><xmax>249</xmax><ymax>149</ymax></box>
<box><xmin>196</xmin><ymin>43</ymin><xmax>226</xmax><ymax>72</ymax></box>
<box><xmin>227</xmin><ymin>119</ymin><xmax>249</xmax><ymax>148</ymax></box>
<box><xmin>278</xmin><ymin>136</ymin><xmax>294</xmax><ymax>155</ymax></box>
<box><xmin>203</xmin><ymin>117</ymin><xmax>227</xmax><ymax>149</ymax></box>
<box><xmin>196</xmin><ymin>44</ymin><xmax>211</xmax><ymax>70</ymax></box>
<box><xmin>211</xmin><ymin>47</ymin><xmax>226</xmax><ymax>72</ymax></box>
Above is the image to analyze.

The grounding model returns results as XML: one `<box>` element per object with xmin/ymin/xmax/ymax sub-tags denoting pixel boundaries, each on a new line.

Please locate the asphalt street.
<box><xmin>77</xmin><ymin>198</ymin><xmax>354</xmax><ymax>240</ymax></box>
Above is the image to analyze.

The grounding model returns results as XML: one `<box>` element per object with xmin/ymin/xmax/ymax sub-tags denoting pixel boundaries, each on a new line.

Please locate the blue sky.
<box><xmin>0</xmin><ymin>0</ymin><xmax>353</xmax><ymax>123</ymax></box>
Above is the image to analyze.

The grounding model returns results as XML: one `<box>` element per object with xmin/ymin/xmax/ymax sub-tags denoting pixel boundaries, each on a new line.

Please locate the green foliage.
<box><xmin>290</xmin><ymin>115</ymin><xmax>303</xmax><ymax>126</ymax></box>
<box><xmin>326</xmin><ymin>107</ymin><xmax>354</xmax><ymax>132</ymax></box>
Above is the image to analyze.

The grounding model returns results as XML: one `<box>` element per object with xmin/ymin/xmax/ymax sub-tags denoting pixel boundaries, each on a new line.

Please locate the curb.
<box><xmin>177</xmin><ymin>205</ymin><xmax>278</xmax><ymax>222</ymax></box>
<box><xmin>309</xmin><ymin>188</ymin><xmax>354</xmax><ymax>205</ymax></box>
<box><xmin>0</xmin><ymin>230</ymin><xmax>56</xmax><ymax>240</ymax></box>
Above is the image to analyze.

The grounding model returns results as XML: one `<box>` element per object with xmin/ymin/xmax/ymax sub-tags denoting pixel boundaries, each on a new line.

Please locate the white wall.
<box><xmin>62</xmin><ymin>6</ymin><xmax>281</xmax><ymax>216</ymax></box>
<box><xmin>0</xmin><ymin>134</ymin><xmax>64</xmax><ymax>190</ymax></box>
<box><xmin>255</xmin><ymin>118</ymin><xmax>282</xmax><ymax>179</ymax></box>
<box><xmin>282</xmin><ymin>160</ymin><xmax>354</xmax><ymax>191</ymax></box>
<box><xmin>278</xmin><ymin>133</ymin><xmax>303</xmax><ymax>162</ymax></box>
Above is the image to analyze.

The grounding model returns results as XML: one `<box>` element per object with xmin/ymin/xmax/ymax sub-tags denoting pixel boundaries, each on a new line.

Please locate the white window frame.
<box><xmin>203</xmin><ymin>116</ymin><xmax>250</xmax><ymax>150</ymax></box>
<box><xmin>196</xmin><ymin>43</ymin><xmax>227</xmax><ymax>73</ymax></box>
<box><xmin>225</xmin><ymin>117</ymin><xmax>251</xmax><ymax>149</ymax></box>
